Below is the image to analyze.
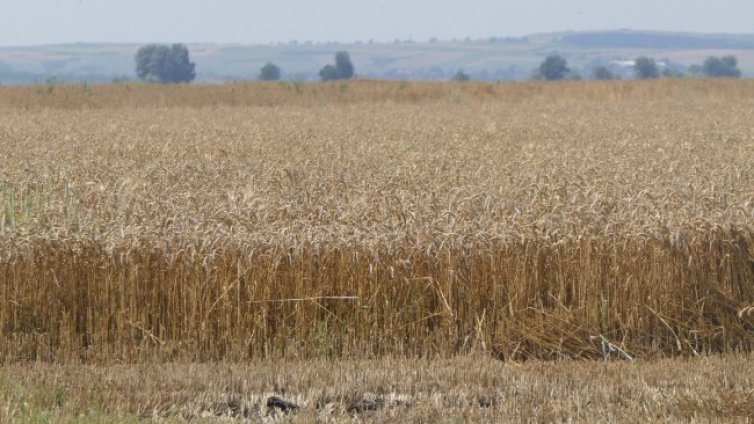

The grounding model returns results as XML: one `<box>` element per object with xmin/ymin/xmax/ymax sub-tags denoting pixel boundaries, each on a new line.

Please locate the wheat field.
<box><xmin>1</xmin><ymin>80</ymin><xmax>754</xmax><ymax>366</ymax></box>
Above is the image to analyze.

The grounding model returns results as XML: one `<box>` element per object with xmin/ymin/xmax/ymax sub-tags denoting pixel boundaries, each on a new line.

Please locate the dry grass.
<box><xmin>1</xmin><ymin>80</ymin><xmax>754</xmax><ymax>363</ymax></box>
<box><xmin>2</xmin><ymin>354</ymin><xmax>754</xmax><ymax>422</ymax></box>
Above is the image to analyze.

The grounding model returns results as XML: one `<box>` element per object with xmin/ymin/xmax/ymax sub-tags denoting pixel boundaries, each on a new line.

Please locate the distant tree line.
<box><xmin>701</xmin><ymin>56</ymin><xmax>742</xmax><ymax>78</ymax></box>
<box><xmin>132</xmin><ymin>43</ymin><xmax>745</xmax><ymax>85</ymax></box>
<box><xmin>531</xmin><ymin>54</ymin><xmax>743</xmax><ymax>82</ymax></box>
<box><xmin>135</xmin><ymin>45</ymin><xmax>357</xmax><ymax>84</ymax></box>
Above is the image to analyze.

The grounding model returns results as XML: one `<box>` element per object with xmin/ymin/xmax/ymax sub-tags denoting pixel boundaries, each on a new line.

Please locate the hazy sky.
<box><xmin>1</xmin><ymin>0</ymin><xmax>752</xmax><ymax>46</ymax></box>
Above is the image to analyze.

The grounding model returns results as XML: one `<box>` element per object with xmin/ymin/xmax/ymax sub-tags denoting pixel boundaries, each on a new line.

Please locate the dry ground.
<box><xmin>2</xmin><ymin>354</ymin><xmax>754</xmax><ymax>423</ymax></box>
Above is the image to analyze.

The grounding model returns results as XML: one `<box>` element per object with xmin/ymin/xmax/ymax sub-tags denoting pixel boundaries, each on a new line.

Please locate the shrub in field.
<box><xmin>319</xmin><ymin>64</ymin><xmax>340</xmax><ymax>82</ymax></box>
<box><xmin>592</xmin><ymin>66</ymin><xmax>615</xmax><ymax>80</ymax></box>
<box><xmin>451</xmin><ymin>70</ymin><xmax>470</xmax><ymax>82</ymax></box>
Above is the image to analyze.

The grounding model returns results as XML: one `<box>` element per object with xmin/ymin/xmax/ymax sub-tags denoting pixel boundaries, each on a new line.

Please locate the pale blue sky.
<box><xmin>0</xmin><ymin>0</ymin><xmax>752</xmax><ymax>46</ymax></box>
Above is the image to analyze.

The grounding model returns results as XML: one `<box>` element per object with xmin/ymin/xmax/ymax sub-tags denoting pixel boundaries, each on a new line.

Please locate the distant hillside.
<box><xmin>560</xmin><ymin>31</ymin><xmax>754</xmax><ymax>50</ymax></box>
<box><xmin>1</xmin><ymin>30</ymin><xmax>753</xmax><ymax>85</ymax></box>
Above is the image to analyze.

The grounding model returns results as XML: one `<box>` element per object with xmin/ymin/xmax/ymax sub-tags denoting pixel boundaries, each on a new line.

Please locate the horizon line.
<box><xmin>3</xmin><ymin>28</ymin><xmax>754</xmax><ymax>49</ymax></box>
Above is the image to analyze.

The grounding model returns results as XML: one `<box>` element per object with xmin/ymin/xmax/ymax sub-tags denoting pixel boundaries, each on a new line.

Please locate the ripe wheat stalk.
<box><xmin>0</xmin><ymin>79</ymin><xmax>753</xmax><ymax>363</ymax></box>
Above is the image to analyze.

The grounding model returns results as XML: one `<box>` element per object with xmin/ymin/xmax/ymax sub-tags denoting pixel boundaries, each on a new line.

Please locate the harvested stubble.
<box><xmin>1</xmin><ymin>80</ymin><xmax>754</xmax><ymax>363</ymax></box>
<box><xmin>3</xmin><ymin>354</ymin><xmax>754</xmax><ymax>422</ymax></box>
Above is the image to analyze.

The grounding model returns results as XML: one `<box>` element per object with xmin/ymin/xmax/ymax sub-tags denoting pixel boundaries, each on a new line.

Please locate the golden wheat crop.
<box><xmin>1</xmin><ymin>80</ymin><xmax>754</xmax><ymax>363</ymax></box>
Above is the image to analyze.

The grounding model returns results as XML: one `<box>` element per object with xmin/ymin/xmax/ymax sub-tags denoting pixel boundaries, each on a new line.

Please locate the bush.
<box><xmin>451</xmin><ymin>70</ymin><xmax>470</xmax><ymax>82</ymax></box>
<box><xmin>592</xmin><ymin>66</ymin><xmax>615</xmax><ymax>80</ymax></box>
<box><xmin>319</xmin><ymin>64</ymin><xmax>340</xmax><ymax>82</ymax></box>
<box><xmin>662</xmin><ymin>67</ymin><xmax>685</xmax><ymax>78</ymax></box>
<box><xmin>259</xmin><ymin>63</ymin><xmax>282</xmax><ymax>81</ymax></box>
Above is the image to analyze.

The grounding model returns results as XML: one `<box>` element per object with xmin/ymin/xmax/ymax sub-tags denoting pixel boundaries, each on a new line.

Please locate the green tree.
<box><xmin>319</xmin><ymin>51</ymin><xmax>355</xmax><ymax>81</ymax></box>
<box><xmin>135</xmin><ymin>44</ymin><xmax>195</xmax><ymax>83</ymax></box>
<box><xmin>451</xmin><ymin>70</ymin><xmax>470</xmax><ymax>82</ymax></box>
<box><xmin>259</xmin><ymin>62</ymin><xmax>282</xmax><ymax>81</ymax></box>
<box><xmin>634</xmin><ymin>57</ymin><xmax>659</xmax><ymax>80</ymax></box>
<box><xmin>538</xmin><ymin>55</ymin><xmax>570</xmax><ymax>81</ymax></box>
<box><xmin>702</xmin><ymin>56</ymin><xmax>742</xmax><ymax>78</ymax></box>
<box><xmin>334</xmin><ymin>51</ymin><xmax>355</xmax><ymax>79</ymax></box>
<box><xmin>592</xmin><ymin>66</ymin><xmax>615</xmax><ymax>80</ymax></box>
<box><xmin>319</xmin><ymin>64</ymin><xmax>340</xmax><ymax>81</ymax></box>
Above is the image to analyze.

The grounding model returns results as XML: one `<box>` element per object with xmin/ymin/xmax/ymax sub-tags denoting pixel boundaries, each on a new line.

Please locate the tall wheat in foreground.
<box><xmin>1</xmin><ymin>79</ymin><xmax>754</xmax><ymax>363</ymax></box>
